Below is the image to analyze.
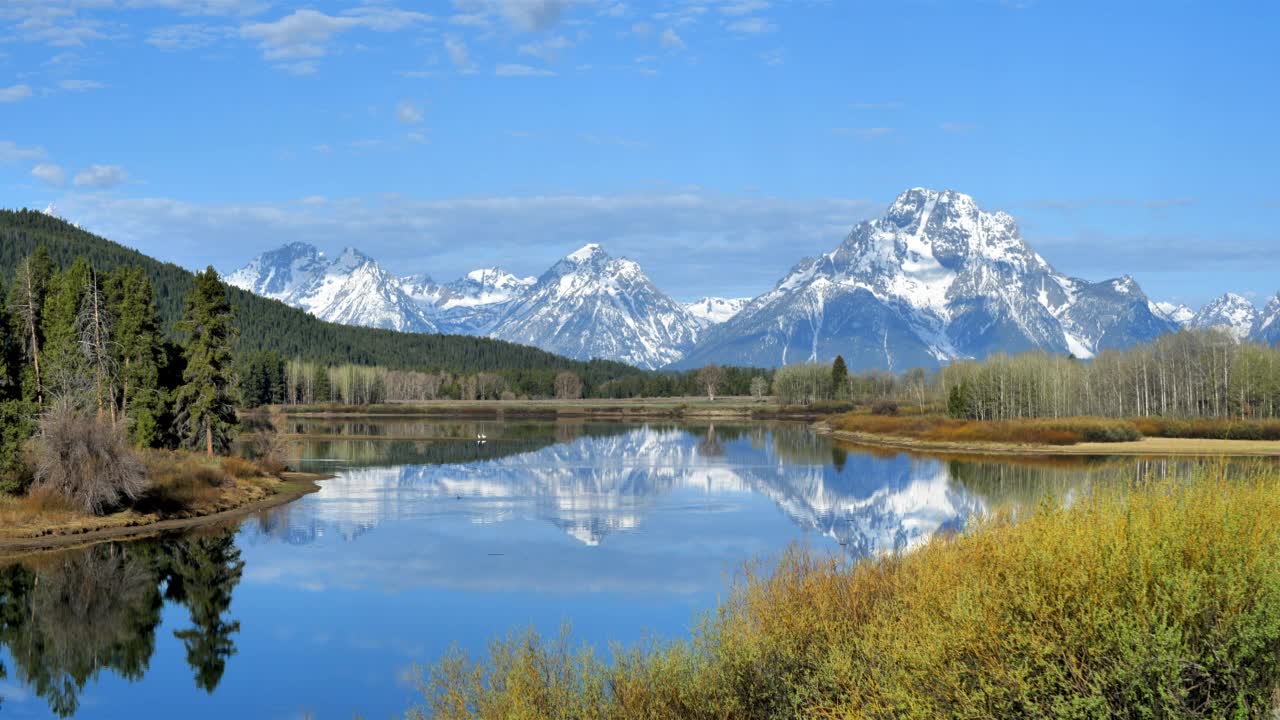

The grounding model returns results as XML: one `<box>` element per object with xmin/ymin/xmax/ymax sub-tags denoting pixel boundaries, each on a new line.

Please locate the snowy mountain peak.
<box><xmin>487</xmin><ymin>245</ymin><xmax>700</xmax><ymax>369</ymax></box>
<box><xmin>680</xmin><ymin>188</ymin><xmax>1175</xmax><ymax>369</ymax></box>
<box><xmin>228</xmin><ymin>243</ymin><xmax>438</xmax><ymax>334</ymax></box>
<box><xmin>566</xmin><ymin>243</ymin><xmax>607</xmax><ymax>264</ymax></box>
<box><xmin>1191</xmin><ymin>292</ymin><xmax>1258</xmax><ymax>341</ymax></box>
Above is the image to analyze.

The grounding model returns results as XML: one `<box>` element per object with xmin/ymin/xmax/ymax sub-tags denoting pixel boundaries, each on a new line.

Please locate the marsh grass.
<box><xmin>829</xmin><ymin>414</ymin><xmax>1142</xmax><ymax>445</ymax></box>
<box><xmin>409</xmin><ymin>462</ymin><xmax>1280</xmax><ymax>719</ymax></box>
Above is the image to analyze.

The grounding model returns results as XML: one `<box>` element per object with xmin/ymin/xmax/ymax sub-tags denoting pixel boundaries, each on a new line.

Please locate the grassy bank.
<box><xmin>0</xmin><ymin>450</ymin><xmax>324</xmax><ymax>551</ymax></box>
<box><xmin>828</xmin><ymin>414</ymin><xmax>1142</xmax><ymax>445</ymax></box>
<box><xmin>407</xmin><ymin>462</ymin><xmax>1280</xmax><ymax>719</ymax></box>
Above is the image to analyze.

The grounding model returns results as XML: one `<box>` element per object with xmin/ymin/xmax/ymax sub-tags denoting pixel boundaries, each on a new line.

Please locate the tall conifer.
<box><xmin>174</xmin><ymin>268</ymin><xmax>238</xmax><ymax>456</ymax></box>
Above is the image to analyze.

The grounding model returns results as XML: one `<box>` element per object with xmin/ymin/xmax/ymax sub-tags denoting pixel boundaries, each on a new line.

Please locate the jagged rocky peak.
<box><xmin>679</xmin><ymin>187</ymin><xmax>1174</xmax><ymax>370</ymax></box>
<box><xmin>1253</xmin><ymin>293</ymin><xmax>1280</xmax><ymax>343</ymax></box>
<box><xmin>486</xmin><ymin>243</ymin><xmax>702</xmax><ymax>369</ymax></box>
<box><xmin>1191</xmin><ymin>292</ymin><xmax>1258</xmax><ymax>341</ymax></box>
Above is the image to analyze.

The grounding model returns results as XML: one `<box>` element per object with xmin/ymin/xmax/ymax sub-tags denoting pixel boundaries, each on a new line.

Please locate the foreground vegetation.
<box><xmin>408</xmin><ymin>463</ymin><xmax>1280</xmax><ymax>719</ymax></box>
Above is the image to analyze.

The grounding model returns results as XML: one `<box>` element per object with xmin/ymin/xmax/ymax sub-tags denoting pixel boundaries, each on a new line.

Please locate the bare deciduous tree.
<box><xmin>554</xmin><ymin>371</ymin><xmax>583</xmax><ymax>400</ymax></box>
<box><xmin>697</xmin><ymin>364</ymin><xmax>725</xmax><ymax>401</ymax></box>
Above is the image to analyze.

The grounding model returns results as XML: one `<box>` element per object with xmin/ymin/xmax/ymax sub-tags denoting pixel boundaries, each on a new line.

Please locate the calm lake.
<box><xmin>0</xmin><ymin>420</ymin><xmax>1202</xmax><ymax>718</ymax></box>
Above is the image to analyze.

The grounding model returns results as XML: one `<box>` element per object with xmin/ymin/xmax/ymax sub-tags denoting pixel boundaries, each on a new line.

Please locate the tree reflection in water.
<box><xmin>0</xmin><ymin>529</ymin><xmax>244</xmax><ymax>717</ymax></box>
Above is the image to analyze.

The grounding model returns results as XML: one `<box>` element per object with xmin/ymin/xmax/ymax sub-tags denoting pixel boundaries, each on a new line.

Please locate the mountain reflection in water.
<box><xmin>0</xmin><ymin>421</ymin><xmax>1217</xmax><ymax>718</ymax></box>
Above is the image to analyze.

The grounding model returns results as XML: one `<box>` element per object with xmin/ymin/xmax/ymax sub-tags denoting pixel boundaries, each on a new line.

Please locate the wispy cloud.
<box><xmin>726</xmin><ymin>17</ymin><xmax>776</xmax><ymax>34</ymax></box>
<box><xmin>73</xmin><ymin>164</ymin><xmax>128</xmax><ymax>189</ymax></box>
<box><xmin>239</xmin><ymin>7</ymin><xmax>430</xmax><ymax>72</ymax></box>
<box><xmin>939</xmin><ymin>121</ymin><xmax>978</xmax><ymax>134</ymax></box>
<box><xmin>495</xmin><ymin>63</ymin><xmax>555</xmax><ymax>77</ymax></box>
<box><xmin>720</xmin><ymin>0</ymin><xmax>771</xmax><ymax>16</ymax></box>
<box><xmin>519</xmin><ymin>34</ymin><xmax>572</xmax><ymax>61</ymax></box>
<box><xmin>0</xmin><ymin>140</ymin><xmax>44</xmax><ymax>163</ymax></box>
<box><xmin>58</xmin><ymin>78</ymin><xmax>106</xmax><ymax>92</ymax></box>
<box><xmin>659</xmin><ymin>28</ymin><xmax>685</xmax><ymax>50</ymax></box>
<box><xmin>443</xmin><ymin>35</ymin><xmax>476</xmax><ymax>73</ymax></box>
<box><xmin>0</xmin><ymin>84</ymin><xmax>33</xmax><ymax>103</ymax></box>
<box><xmin>396</xmin><ymin>100</ymin><xmax>423</xmax><ymax>125</ymax></box>
<box><xmin>147</xmin><ymin>23</ymin><xmax>233</xmax><ymax>50</ymax></box>
<box><xmin>31</xmin><ymin>162</ymin><xmax>66</xmax><ymax>186</ymax></box>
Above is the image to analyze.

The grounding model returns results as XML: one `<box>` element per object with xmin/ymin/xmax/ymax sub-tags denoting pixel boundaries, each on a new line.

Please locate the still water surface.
<box><xmin>0</xmin><ymin>420</ymin><xmax>1190</xmax><ymax>718</ymax></box>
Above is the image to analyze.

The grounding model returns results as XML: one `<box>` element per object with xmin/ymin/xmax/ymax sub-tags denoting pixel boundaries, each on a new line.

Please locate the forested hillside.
<box><xmin>0</xmin><ymin>209</ymin><xmax>641</xmax><ymax>383</ymax></box>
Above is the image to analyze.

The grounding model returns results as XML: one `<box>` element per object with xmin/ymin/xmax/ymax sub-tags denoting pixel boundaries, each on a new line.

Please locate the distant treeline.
<box><xmin>802</xmin><ymin>330</ymin><xmax>1280</xmax><ymax>421</ymax></box>
<box><xmin>238</xmin><ymin>355</ymin><xmax>773</xmax><ymax>406</ymax></box>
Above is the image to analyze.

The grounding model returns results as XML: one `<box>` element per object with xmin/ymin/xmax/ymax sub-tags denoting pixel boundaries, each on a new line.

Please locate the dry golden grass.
<box><xmin>0</xmin><ymin>450</ymin><xmax>280</xmax><ymax>541</ymax></box>
<box><xmin>829</xmin><ymin>413</ymin><xmax>1142</xmax><ymax>445</ymax></box>
<box><xmin>409</xmin><ymin>462</ymin><xmax>1280</xmax><ymax>720</ymax></box>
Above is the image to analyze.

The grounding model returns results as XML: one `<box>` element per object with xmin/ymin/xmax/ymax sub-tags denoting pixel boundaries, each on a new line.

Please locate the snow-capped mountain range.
<box><xmin>226</xmin><ymin>188</ymin><xmax>1280</xmax><ymax>370</ymax></box>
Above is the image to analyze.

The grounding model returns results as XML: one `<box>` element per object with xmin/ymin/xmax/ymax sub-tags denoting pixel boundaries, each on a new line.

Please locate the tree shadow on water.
<box><xmin>0</xmin><ymin>528</ymin><xmax>244</xmax><ymax>717</ymax></box>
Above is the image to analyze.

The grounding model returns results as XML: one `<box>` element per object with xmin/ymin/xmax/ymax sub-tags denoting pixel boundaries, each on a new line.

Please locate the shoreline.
<box><xmin>246</xmin><ymin>397</ymin><xmax>843</xmax><ymax>422</ymax></box>
<box><xmin>821</xmin><ymin>425</ymin><xmax>1280</xmax><ymax>457</ymax></box>
<box><xmin>0</xmin><ymin>471</ymin><xmax>329</xmax><ymax>559</ymax></box>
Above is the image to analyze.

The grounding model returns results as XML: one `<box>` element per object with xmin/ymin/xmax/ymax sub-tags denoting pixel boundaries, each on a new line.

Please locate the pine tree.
<box><xmin>831</xmin><ymin>355</ymin><xmax>849</xmax><ymax>398</ymax></box>
<box><xmin>174</xmin><ymin>268</ymin><xmax>238</xmax><ymax>456</ymax></box>
<box><xmin>40</xmin><ymin>257</ymin><xmax>93</xmax><ymax>403</ymax></box>
<box><xmin>312</xmin><ymin>364</ymin><xmax>332</xmax><ymax>403</ymax></box>
<box><xmin>107</xmin><ymin>268</ymin><xmax>167</xmax><ymax>447</ymax></box>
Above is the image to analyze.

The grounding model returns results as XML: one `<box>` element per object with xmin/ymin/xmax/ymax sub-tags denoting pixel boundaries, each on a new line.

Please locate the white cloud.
<box><xmin>396</xmin><ymin>100</ymin><xmax>423</xmax><ymax>125</ymax></box>
<box><xmin>443</xmin><ymin>35</ymin><xmax>475</xmax><ymax>72</ymax></box>
<box><xmin>939</xmin><ymin>121</ymin><xmax>978</xmax><ymax>134</ymax></box>
<box><xmin>58</xmin><ymin>78</ymin><xmax>106</xmax><ymax>92</ymax></box>
<box><xmin>147</xmin><ymin>23</ymin><xmax>232</xmax><ymax>50</ymax></box>
<box><xmin>519</xmin><ymin>35</ymin><xmax>571</xmax><ymax>62</ymax></box>
<box><xmin>240</xmin><ymin>7</ymin><xmax>430</xmax><ymax>71</ymax></box>
<box><xmin>495</xmin><ymin>63</ymin><xmax>555</xmax><ymax>77</ymax></box>
<box><xmin>31</xmin><ymin>162</ymin><xmax>66</xmax><ymax>186</ymax></box>
<box><xmin>0</xmin><ymin>84</ymin><xmax>33</xmax><ymax>103</ymax></box>
<box><xmin>659</xmin><ymin>28</ymin><xmax>685</xmax><ymax>50</ymax></box>
<box><xmin>0</xmin><ymin>140</ymin><xmax>44</xmax><ymax>163</ymax></box>
<box><xmin>759</xmin><ymin>48</ymin><xmax>783</xmax><ymax>65</ymax></box>
<box><xmin>630</xmin><ymin>21</ymin><xmax>652</xmax><ymax>37</ymax></box>
<box><xmin>720</xmin><ymin>0</ymin><xmax>770</xmax><ymax>16</ymax></box>
<box><xmin>124</xmin><ymin>0</ymin><xmax>269</xmax><ymax>16</ymax></box>
<box><xmin>406</xmin><ymin>131</ymin><xmax>428</xmax><ymax>144</ymax></box>
<box><xmin>726</xmin><ymin>17</ymin><xmax>776</xmax><ymax>34</ymax></box>
<box><xmin>493</xmin><ymin>0</ymin><xmax>569</xmax><ymax>32</ymax></box>
<box><xmin>73</xmin><ymin>164</ymin><xmax>128</xmax><ymax>189</ymax></box>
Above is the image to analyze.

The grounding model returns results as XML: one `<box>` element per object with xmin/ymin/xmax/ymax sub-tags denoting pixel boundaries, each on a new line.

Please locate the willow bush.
<box><xmin>408</xmin><ymin>462</ymin><xmax>1280</xmax><ymax>719</ymax></box>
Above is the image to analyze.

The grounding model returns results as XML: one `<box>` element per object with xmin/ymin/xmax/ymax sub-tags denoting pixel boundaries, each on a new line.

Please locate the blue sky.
<box><xmin>1</xmin><ymin>0</ymin><xmax>1277</xmax><ymax>307</ymax></box>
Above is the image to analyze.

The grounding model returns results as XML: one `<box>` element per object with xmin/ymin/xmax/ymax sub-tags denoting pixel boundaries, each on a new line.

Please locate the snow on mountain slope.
<box><xmin>1190</xmin><ymin>293</ymin><xmax>1258</xmax><ymax>341</ymax></box>
<box><xmin>684</xmin><ymin>297</ymin><xmax>750</xmax><ymax>325</ymax></box>
<box><xmin>1252</xmin><ymin>294</ymin><xmax>1280</xmax><ymax>345</ymax></box>
<box><xmin>679</xmin><ymin>188</ymin><xmax>1174</xmax><ymax>369</ymax></box>
<box><xmin>427</xmin><ymin>268</ymin><xmax>537</xmax><ymax>334</ymax></box>
<box><xmin>1151</xmin><ymin>301</ymin><xmax>1194</xmax><ymax>326</ymax></box>
<box><xmin>227</xmin><ymin>243</ymin><xmax>438</xmax><ymax>333</ymax></box>
<box><xmin>486</xmin><ymin>244</ymin><xmax>702</xmax><ymax>369</ymax></box>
